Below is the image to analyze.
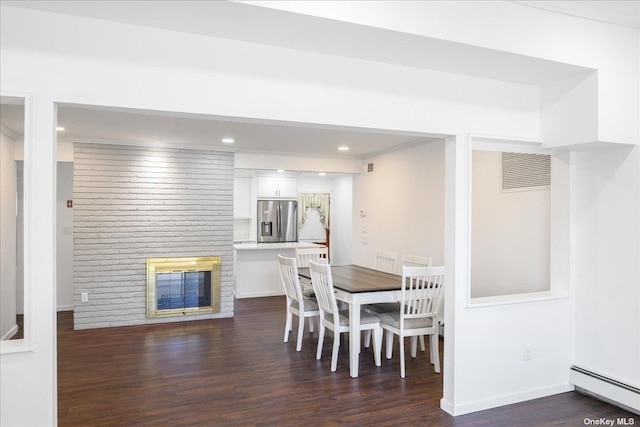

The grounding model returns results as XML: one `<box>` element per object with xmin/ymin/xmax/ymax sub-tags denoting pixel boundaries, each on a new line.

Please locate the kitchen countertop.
<box><xmin>233</xmin><ymin>242</ymin><xmax>325</xmax><ymax>251</ymax></box>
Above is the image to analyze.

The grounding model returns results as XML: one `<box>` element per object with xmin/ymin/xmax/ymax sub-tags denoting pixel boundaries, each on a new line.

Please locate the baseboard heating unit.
<box><xmin>570</xmin><ymin>366</ymin><xmax>640</xmax><ymax>415</ymax></box>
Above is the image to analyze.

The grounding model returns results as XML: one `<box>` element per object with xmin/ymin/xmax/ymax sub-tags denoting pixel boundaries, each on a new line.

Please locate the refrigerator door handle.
<box><xmin>277</xmin><ymin>203</ymin><xmax>281</xmax><ymax>239</ymax></box>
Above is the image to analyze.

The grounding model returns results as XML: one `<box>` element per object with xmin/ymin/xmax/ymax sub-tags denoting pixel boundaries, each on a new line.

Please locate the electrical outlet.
<box><xmin>81</xmin><ymin>292</ymin><xmax>89</xmax><ymax>303</ymax></box>
<box><xmin>523</xmin><ymin>345</ymin><xmax>532</xmax><ymax>362</ymax></box>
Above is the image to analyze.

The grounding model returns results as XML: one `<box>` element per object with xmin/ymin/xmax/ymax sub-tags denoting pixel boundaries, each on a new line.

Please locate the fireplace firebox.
<box><xmin>146</xmin><ymin>256</ymin><xmax>221</xmax><ymax>318</ymax></box>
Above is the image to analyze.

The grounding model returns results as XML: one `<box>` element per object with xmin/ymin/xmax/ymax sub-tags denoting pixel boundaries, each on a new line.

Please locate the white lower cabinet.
<box><xmin>235</xmin><ymin>248</ymin><xmax>296</xmax><ymax>298</ymax></box>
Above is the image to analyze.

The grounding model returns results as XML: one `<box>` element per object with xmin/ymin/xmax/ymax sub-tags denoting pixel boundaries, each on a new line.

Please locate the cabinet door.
<box><xmin>235</xmin><ymin>250</ymin><xmax>283</xmax><ymax>298</ymax></box>
<box><xmin>277</xmin><ymin>177</ymin><xmax>298</xmax><ymax>198</ymax></box>
<box><xmin>257</xmin><ymin>177</ymin><xmax>278</xmax><ymax>198</ymax></box>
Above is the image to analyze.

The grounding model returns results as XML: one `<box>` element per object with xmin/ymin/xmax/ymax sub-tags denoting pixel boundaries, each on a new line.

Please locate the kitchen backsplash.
<box><xmin>234</xmin><ymin>218</ymin><xmax>251</xmax><ymax>242</ymax></box>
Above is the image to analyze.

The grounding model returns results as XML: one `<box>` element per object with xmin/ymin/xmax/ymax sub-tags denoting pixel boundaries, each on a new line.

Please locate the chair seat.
<box><xmin>302</xmin><ymin>288</ymin><xmax>315</xmax><ymax>298</ymax></box>
<box><xmin>291</xmin><ymin>298</ymin><xmax>319</xmax><ymax>312</ymax></box>
<box><xmin>364</xmin><ymin>302</ymin><xmax>400</xmax><ymax>314</ymax></box>
<box><xmin>333</xmin><ymin>310</ymin><xmax>379</xmax><ymax>327</ymax></box>
<box><xmin>378</xmin><ymin>312</ymin><xmax>433</xmax><ymax>330</ymax></box>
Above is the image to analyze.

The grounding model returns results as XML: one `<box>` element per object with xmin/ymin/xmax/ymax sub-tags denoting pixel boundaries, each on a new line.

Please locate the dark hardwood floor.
<box><xmin>58</xmin><ymin>297</ymin><xmax>637</xmax><ymax>426</ymax></box>
<box><xmin>11</xmin><ymin>314</ymin><xmax>23</xmax><ymax>340</ymax></box>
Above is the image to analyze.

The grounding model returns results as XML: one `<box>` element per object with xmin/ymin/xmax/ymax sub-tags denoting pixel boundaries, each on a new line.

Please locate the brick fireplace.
<box><xmin>73</xmin><ymin>143</ymin><xmax>234</xmax><ymax>330</ymax></box>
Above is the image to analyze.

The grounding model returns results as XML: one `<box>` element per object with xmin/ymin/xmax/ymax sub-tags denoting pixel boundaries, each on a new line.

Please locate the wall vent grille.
<box><xmin>363</xmin><ymin>162</ymin><xmax>375</xmax><ymax>174</ymax></box>
<box><xmin>501</xmin><ymin>152</ymin><xmax>550</xmax><ymax>191</ymax></box>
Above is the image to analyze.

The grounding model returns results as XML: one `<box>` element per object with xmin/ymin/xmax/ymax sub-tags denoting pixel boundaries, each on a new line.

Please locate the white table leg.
<box><xmin>349</xmin><ymin>298</ymin><xmax>361</xmax><ymax>378</ymax></box>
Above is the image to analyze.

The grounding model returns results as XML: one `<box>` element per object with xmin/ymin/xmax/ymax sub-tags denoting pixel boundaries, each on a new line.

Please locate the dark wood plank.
<box><xmin>331</xmin><ymin>265</ymin><xmax>401</xmax><ymax>293</ymax></box>
<box><xmin>57</xmin><ymin>297</ymin><xmax>637</xmax><ymax>426</ymax></box>
<box><xmin>299</xmin><ymin>265</ymin><xmax>401</xmax><ymax>292</ymax></box>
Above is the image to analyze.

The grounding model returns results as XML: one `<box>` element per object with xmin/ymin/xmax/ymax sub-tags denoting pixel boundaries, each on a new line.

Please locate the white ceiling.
<box><xmin>1</xmin><ymin>0</ymin><xmax>595</xmax><ymax>86</ymax></box>
<box><xmin>1</xmin><ymin>1</ymin><xmax>637</xmax><ymax>158</ymax></box>
<box><xmin>0</xmin><ymin>102</ymin><xmax>437</xmax><ymax>159</ymax></box>
<box><xmin>55</xmin><ymin>105</ymin><xmax>433</xmax><ymax>158</ymax></box>
<box><xmin>512</xmin><ymin>1</ymin><xmax>640</xmax><ymax>28</ymax></box>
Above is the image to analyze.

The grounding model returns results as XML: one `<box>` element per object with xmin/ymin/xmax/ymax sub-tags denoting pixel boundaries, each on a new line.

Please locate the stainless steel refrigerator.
<box><xmin>257</xmin><ymin>200</ymin><xmax>298</xmax><ymax>243</ymax></box>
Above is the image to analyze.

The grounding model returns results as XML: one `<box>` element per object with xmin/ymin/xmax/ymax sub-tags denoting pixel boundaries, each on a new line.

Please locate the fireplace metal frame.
<box><xmin>146</xmin><ymin>256</ymin><xmax>221</xmax><ymax>318</ymax></box>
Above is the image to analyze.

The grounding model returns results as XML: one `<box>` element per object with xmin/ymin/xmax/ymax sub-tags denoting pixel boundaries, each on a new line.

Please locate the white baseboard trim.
<box><xmin>442</xmin><ymin>383</ymin><xmax>574</xmax><ymax>416</ymax></box>
<box><xmin>57</xmin><ymin>304</ymin><xmax>74</xmax><ymax>312</ymax></box>
<box><xmin>570</xmin><ymin>366</ymin><xmax>640</xmax><ymax>414</ymax></box>
<box><xmin>440</xmin><ymin>398</ymin><xmax>454</xmax><ymax>415</ymax></box>
<box><xmin>235</xmin><ymin>291</ymin><xmax>284</xmax><ymax>299</ymax></box>
<box><xmin>1</xmin><ymin>325</ymin><xmax>19</xmax><ymax>341</ymax></box>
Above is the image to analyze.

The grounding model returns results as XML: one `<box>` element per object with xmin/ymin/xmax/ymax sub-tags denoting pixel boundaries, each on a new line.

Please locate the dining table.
<box><xmin>298</xmin><ymin>264</ymin><xmax>402</xmax><ymax>378</ymax></box>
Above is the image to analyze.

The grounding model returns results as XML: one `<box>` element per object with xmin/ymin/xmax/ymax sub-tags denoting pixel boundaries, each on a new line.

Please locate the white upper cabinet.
<box><xmin>276</xmin><ymin>177</ymin><xmax>298</xmax><ymax>198</ymax></box>
<box><xmin>257</xmin><ymin>176</ymin><xmax>297</xmax><ymax>199</ymax></box>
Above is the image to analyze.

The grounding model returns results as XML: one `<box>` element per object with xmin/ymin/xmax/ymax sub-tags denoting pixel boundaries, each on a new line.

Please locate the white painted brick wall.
<box><xmin>73</xmin><ymin>144</ymin><xmax>235</xmax><ymax>330</ymax></box>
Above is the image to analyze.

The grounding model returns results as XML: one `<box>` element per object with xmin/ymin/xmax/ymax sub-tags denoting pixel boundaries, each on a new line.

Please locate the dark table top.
<box><xmin>298</xmin><ymin>265</ymin><xmax>401</xmax><ymax>293</ymax></box>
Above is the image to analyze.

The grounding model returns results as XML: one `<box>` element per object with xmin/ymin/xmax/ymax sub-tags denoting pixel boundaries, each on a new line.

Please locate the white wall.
<box><xmin>0</xmin><ymin>7</ymin><xmax>542</xmax><ymax>140</ymax></box>
<box><xmin>13</xmin><ymin>150</ymin><xmax>73</xmax><ymax>314</ymax></box>
<box><xmin>252</xmin><ymin>0</ymin><xmax>638</xmax><ymax>146</ymax></box>
<box><xmin>451</xmin><ymin>297</ymin><xmax>574</xmax><ymax>414</ymax></box>
<box><xmin>56</xmin><ymin>162</ymin><xmax>74</xmax><ymax>311</ymax></box>
<box><xmin>573</xmin><ymin>146</ymin><xmax>640</xmax><ymax>388</ymax></box>
<box><xmin>0</xmin><ymin>96</ymin><xmax>57</xmax><ymax>427</ymax></box>
<box><xmin>541</xmin><ymin>72</ymin><xmax>598</xmax><ymax>148</ymax></box>
<box><xmin>442</xmin><ymin>135</ymin><xmax>575</xmax><ymax>416</ymax></box>
<box><xmin>352</xmin><ymin>141</ymin><xmax>446</xmax><ymax>273</ymax></box>
<box><xmin>235</xmin><ymin>152</ymin><xmax>361</xmax><ymax>174</ymax></box>
<box><xmin>471</xmin><ymin>151</ymin><xmax>550</xmax><ymax>297</ymax></box>
<box><xmin>330</xmin><ymin>176</ymin><xmax>353</xmax><ymax>266</ymax></box>
<box><xmin>0</xmin><ymin>131</ymin><xmax>17</xmax><ymax>339</ymax></box>
<box><xmin>0</xmin><ymin>3</ymin><xmax>638</xmax><ymax>424</ymax></box>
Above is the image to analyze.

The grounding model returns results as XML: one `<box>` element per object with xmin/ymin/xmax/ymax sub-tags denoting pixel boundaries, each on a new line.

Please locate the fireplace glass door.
<box><xmin>156</xmin><ymin>271</ymin><xmax>212</xmax><ymax>311</ymax></box>
<box><xmin>146</xmin><ymin>256</ymin><xmax>221</xmax><ymax>318</ymax></box>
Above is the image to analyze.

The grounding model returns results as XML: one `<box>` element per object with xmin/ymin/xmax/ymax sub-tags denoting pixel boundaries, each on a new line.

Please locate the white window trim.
<box><xmin>0</xmin><ymin>90</ymin><xmax>33</xmax><ymax>354</ymax></box>
<box><xmin>467</xmin><ymin>134</ymin><xmax>571</xmax><ymax>308</ymax></box>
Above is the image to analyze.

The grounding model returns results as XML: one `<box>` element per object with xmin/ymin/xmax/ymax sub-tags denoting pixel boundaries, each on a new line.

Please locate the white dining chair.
<box><xmin>295</xmin><ymin>246</ymin><xmax>329</xmax><ymax>268</ymax></box>
<box><xmin>375</xmin><ymin>250</ymin><xmax>398</xmax><ymax>274</ymax></box>
<box><xmin>379</xmin><ymin>265</ymin><xmax>445</xmax><ymax>378</ymax></box>
<box><xmin>278</xmin><ymin>255</ymin><xmax>320</xmax><ymax>352</ymax></box>
<box><xmin>295</xmin><ymin>246</ymin><xmax>328</xmax><ymax>297</ymax></box>
<box><xmin>402</xmin><ymin>254</ymin><xmax>433</xmax><ymax>268</ymax></box>
<box><xmin>362</xmin><ymin>249</ymin><xmax>400</xmax><ymax>348</ymax></box>
<box><xmin>309</xmin><ymin>261</ymin><xmax>382</xmax><ymax>372</ymax></box>
<box><xmin>364</xmin><ymin>253</ymin><xmax>434</xmax><ymax>349</ymax></box>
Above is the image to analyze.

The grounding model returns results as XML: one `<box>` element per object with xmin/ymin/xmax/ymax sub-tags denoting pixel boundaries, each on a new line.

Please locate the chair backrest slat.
<box><xmin>309</xmin><ymin>261</ymin><xmax>339</xmax><ymax>318</ymax></box>
<box><xmin>376</xmin><ymin>250</ymin><xmax>398</xmax><ymax>274</ymax></box>
<box><xmin>295</xmin><ymin>247</ymin><xmax>329</xmax><ymax>268</ymax></box>
<box><xmin>400</xmin><ymin>266</ymin><xmax>445</xmax><ymax>322</ymax></box>
<box><xmin>278</xmin><ymin>255</ymin><xmax>303</xmax><ymax>304</ymax></box>
<box><xmin>402</xmin><ymin>254</ymin><xmax>433</xmax><ymax>268</ymax></box>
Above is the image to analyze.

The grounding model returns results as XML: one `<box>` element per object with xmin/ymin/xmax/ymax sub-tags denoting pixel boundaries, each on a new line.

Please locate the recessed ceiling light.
<box><xmin>56</xmin><ymin>126</ymin><xmax>65</xmax><ymax>131</ymax></box>
<box><xmin>338</xmin><ymin>146</ymin><xmax>349</xmax><ymax>151</ymax></box>
<box><xmin>221</xmin><ymin>138</ymin><xmax>234</xmax><ymax>144</ymax></box>
<box><xmin>277</xmin><ymin>169</ymin><xmax>285</xmax><ymax>173</ymax></box>
<box><xmin>319</xmin><ymin>172</ymin><xmax>326</xmax><ymax>176</ymax></box>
